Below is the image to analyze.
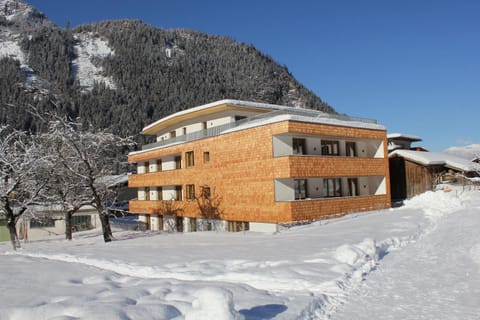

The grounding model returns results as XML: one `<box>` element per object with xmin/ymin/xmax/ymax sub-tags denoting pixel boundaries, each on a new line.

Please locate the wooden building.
<box><xmin>128</xmin><ymin>99</ymin><xmax>391</xmax><ymax>233</ymax></box>
<box><xmin>389</xmin><ymin>149</ymin><xmax>480</xmax><ymax>200</ymax></box>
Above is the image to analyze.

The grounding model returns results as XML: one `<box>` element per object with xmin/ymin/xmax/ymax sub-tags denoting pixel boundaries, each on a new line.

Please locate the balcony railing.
<box><xmin>142</xmin><ymin>109</ymin><xmax>377</xmax><ymax>151</ymax></box>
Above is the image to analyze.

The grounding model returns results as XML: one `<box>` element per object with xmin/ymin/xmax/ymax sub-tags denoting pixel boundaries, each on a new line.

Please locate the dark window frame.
<box><xmin>294</xmin><ymin>179</ymin><xmax>308</xmax><ymax>200</ymax></box>
<box><xmin>323</xmin><ymin>178</ymin><xmax>342</xmax><ymax>197</ymax></box>
<box><xmin>185</xmin><ymin>151</ymin><xmax>195</xmax><ymax>167</ymax></box>
<box><xmin>321</xmin><ymin>140</ymin><xmax>340</xmax><ymax>156</ymax></box>
<box><xmin>293</xmin><ymin>138</ymin><xmax>306</xmax><ymax>155</ymax></box>
<box><xmin>346</xmin><ymin>141</ymin><xmax>358</xmax><ymax>157</ymax></box>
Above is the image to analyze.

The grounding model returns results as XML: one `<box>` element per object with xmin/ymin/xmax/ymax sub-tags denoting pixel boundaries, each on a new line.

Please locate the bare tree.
<box><xmin>195</xmin><ymin>185</ymin><xmax>224</xmax><ymax>231</ymax></box>
<box><xmin>0</xmin><ymin>126</ymin><xmax>49</xmax><ymax>249</ymax></box>
<box><xmin>40</xmin><ymin>116</ymin><xmax>134</xmax><ymax>242</ymax></box>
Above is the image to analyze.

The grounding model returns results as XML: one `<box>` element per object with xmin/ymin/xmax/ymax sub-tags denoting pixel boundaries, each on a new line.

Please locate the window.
<box><xmin>292</xmin><ymin>138</ymin><xmax>306</xmax><ymax>155</ymax></box>
<box><xmin>202</xmin><ymin>122</ymin><xmax>207</xmax><ymax>130</ymax></box>
<box><xmin>30</xmin><ymin>217</ymin><xmax>55</xmax><ymax>228</ymax></box>
<box><xmin>170</xmin><ymin>130</ymin><xmax>176</xmax><ymax>138</ymax></box>
<box><xmin>324</xmin><ymin>178</ymin><xmax>342</xmax><ymax>197</ymax></box>
<box><xmin>346</xmin><ymin>142</ymin><xmax>357</xmax><ymax>157</ymax></box>
<box><xmin>176</xmin><ymin>216</ymin><xmax>184</xmax><ymax>232</ymax></box>
<box><xmin>348</xmin><ymin>178</ymin><xmax>359</xmax><ymax>196</ymax></box>
<box><xmin>190</xmin><ymin>218</ymin><xmax>197</xmax><ymax>232</ymax></box>
<box><xmin>144</xmin><ymin>162</ymin><xmax>149</xmax><ymax>173</ymax></box>
<box><xmin>186</xmin><ymin>184</ymin><xmax>195</xmax><ymax>201</ymax></box>
<box><xmin>182</xmin><ymin>127</ymin><xmax>187</xmax><ymax>135</ymax></box>
<box><xmin>175</xmin><ymin>185</ymin><xmax>183</xmax><ymax>201</ymax></box>
<box><xmin>203</xmin><ymin>151</ymin><xmax>210</xmax><ymax>163</ymax></box>
<box><xmin>294</xmin><ymin>179</ymin><xmax>308</xmax><ymax>200</ymax></box>
<box><xmin>186</xmin><ymin>151</ymin><xmax>195</xmax><ymax>167</ymax></box>
<box><xmin>144</xmin><ymin>187</ymin><xmax>150</xmax><ymax>200</ymax></box>
<box><xmin>202</xmin><ymin>186</ymin><xmax>211</xmax><ymax>199</ymax></box>
<box><xmin>175</xmin><ymin>156</ymin><xmax>182</xmax><ymax>169</ymax></box>
<box><xmin>156</xmin><ymin>159</ymin><xmax>162</xmax><ymax>172</ymax></box>
<box><xmin>321</xmin><ymin>140</ymin><xmax>340</xmax><ymax>156</ymax></box>
<box><xmin>158</xmin><ymin>186</ymin><xmax>163</xmax><ymax>200</ymax></box>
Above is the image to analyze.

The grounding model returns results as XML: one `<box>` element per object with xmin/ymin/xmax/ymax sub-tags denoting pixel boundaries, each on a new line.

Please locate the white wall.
<box><xmin>162</xmin><ymin>155</ymin><xmax>178</xmax><ymax>171</ymax></box>
<box><xmin>155</xmin><ymin>110</ymin><xmax>263</xmax><ymax>141</ymax></box>
<box><xmin>150</xmin><ymin>215</ymin><xmax>162</xmax><ymax>231</ymax></box>
<box><xmin>305</xmin><ymin>137</ymin><xmax>322</xmax><ymax>155</ymax></box>
<box><xmin>373</xmin><ymin>176</ymin><xmax>387</xmax><ymax>195</ymax></box>
<box><xmin>306</xmin><ymin>178</ymin><xmax>323</xmax><ymax>198</ymax></box>
<box><xmin>358</xmin><ymin>177</ymin><xmax>370</xmax><ymax>196</ymax></box>
<box><xmin>249</xmin><ymin>222</ymin><xmax>278</xmax><ymax>233</ymax></box>
<box><xmin>272</xmin><ymin>135</ymin><xmax>292</xmax><ymax>157</ymax></box>
<box><xmin>137</xmin><ymin>163</ymin><xmax>147</xmax><ymax>174</ymax></box>
<box><xmin>274</xmin><ymin>179</ymin><xmax>294</xmax><ymax>201</ymax></box>
<box><xmin>162</xmin><ymin>186</ymin><xmax>180</xmax><ymax>201</ymax></box>
<box><xmin>149</xmin><ymin>187</ymin><xmax>159</xmax><ymax>201</ymax></box>
<box><xmin>138</xmin><ymin>188</ymin><xmax>147</xmax><ymax>201</ymax></box>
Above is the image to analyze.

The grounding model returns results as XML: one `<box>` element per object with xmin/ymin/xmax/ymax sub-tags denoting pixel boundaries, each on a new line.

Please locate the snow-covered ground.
<box><xmin>72</xmin><ymin>32</ymin><xmax>116</xmax><ymax>91</ymax></box>
<box><xmin>1</xmin><ymin>187</ymin><xmax>479</xmax><ymax>320</ymax></box>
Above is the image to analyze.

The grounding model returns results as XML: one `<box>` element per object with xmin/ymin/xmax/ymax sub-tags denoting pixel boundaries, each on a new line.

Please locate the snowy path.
<box><xmin>335</xmin><ymin>201</ymin><xmax>480</xmax><ymax>320</ymax></box>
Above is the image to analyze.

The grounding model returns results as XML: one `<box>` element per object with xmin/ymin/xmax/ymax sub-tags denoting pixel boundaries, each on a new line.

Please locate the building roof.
<box><xmin>387</xmin><ymin>133</ymin><xmax>423</xmax><ymax>142</ymax></box>
<box><xmin>141</xmin><ymin>99</ymin><xmax>384</xmax><ymax>135</ymax></box>
<box><xmin>390</xmin><ymin>149</ymin><xmax>480</xmax><ymax>173</ymax></box>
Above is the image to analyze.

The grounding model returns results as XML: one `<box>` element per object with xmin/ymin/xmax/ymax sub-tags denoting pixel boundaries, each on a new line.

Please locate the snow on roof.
<box><xmin>390</xmin><ymin>149</ymin><xmax>480</xmax><ymax>172</ymax></box>
<box><xmin>387</xmin><ymin>133</ymin><xmax>422</xmax><ymax>141</ymax></box>
<box><xmin>142</xmin><ymin>99</ymin><xmax>383</xmax><ymax>134</ymax></box>
<box><xmin>96</xmin><ymin>174</ymin><xmax>129</xmax><ymax>188</ymax></box>
<box><xmin>222</xmin><ymin>112</ymin><xmax>384</xmax><ymax>135</ymax></box>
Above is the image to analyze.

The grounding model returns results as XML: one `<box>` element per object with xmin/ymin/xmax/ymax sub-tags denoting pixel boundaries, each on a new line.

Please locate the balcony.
<box><xmin>141</xmin><ymin>109</ymin><xmax>378</xmax><ymax>151</ymax></box>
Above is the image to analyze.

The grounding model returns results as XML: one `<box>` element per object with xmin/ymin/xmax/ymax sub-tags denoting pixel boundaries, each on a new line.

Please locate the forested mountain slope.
<box><xmin>0</xmin><ymin>0</ymin><xmax>334</xmax><ymax>143</ymax></box>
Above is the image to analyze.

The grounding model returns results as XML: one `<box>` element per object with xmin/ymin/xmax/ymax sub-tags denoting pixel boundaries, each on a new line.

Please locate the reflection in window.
<box><xmin>321</xmin><ymin>140</ymin><xmax>340</xmax><ymax>156</ymax></box>
<box><xmin>346</xmin><ymin>142</ymin><xmax>357</xmax><ymax>157</ymax></box>
<box><xmin>293</xmin><ymin>138</ymin><xmax>306</xmax><ymax>155</ymax></box>
<box><xmin>294</xmin><ymin>179</ymin><xmax>308</xmax><ymax>200</ymax></box>
<box><xmin>324</xmin><ymin>178</ymin><xmax>342</xmax><ymax>197</ymax></box>
<box><xmin>348</xmin><ymin>178</ymin><xmax>359</xmax><ymax>196</ymax></box>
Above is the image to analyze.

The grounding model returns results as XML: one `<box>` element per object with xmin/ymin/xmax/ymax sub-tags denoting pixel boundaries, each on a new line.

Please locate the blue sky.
<box><xmin>27</xmin><ymin>0</ymin><xmax>479</xmax><ymax>151</ymax></box>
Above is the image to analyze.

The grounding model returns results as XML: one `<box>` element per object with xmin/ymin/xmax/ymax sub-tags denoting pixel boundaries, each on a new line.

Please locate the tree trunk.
<box><xmin>100</xmin><ymin>212</ymin><xmax>112</xmax><ymax>242</ymax></box>
<box><xmin>65</xmin><ymin>211</ymin><xmax>73</xmax><ymax>240</ymax></box>
<box><xmin>7</xmin><ymin>218</ymin><xmax>19</xmax><ymax>250</ymax></box>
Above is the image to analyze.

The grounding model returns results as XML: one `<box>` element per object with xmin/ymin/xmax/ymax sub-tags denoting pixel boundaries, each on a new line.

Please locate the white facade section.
<box><xmin>274</xmin><ymin>176</ymin><xmax>387</xmax><ymax>201</ymax></box>
<box><xmin>149</xmin><ymin>187</ymin><xmax>159</xmax><ymax>201</ymax></box>
<box><xmin>156</xmin><ymin>110</ymin><xmax>261</xmax><ymax>141</ymax></box>
<box><xmin>249</xmin><ymin>222</ymin><xmax>279</xmax><ymax>233</ymax></box>
<box><xmin>272</xmin><ymin>134</ymin><xmax>384</xmax><ymax>158</ymax></box>
<box><xmin>162</xmin><ymin>186</ymin><xmax>180</xmax><ymax>201</ymax></box>
<box><xmin>138</xmin><ymin>188</ymin><xmax>147</xmax><ymax>201</ymax></box>
<box><xmin>150</xmin><ymin>215</ymin><xmax>162</xmax><ymax>231</ymax></box>
<box><xmin>137</xmin><ymin>163</ymin><xmax>147</xmax><ymax>174</ymax></box>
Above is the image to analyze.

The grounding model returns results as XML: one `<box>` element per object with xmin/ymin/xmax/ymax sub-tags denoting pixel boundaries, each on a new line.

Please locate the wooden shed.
<box><xmin>389</xmin><ymin>150</ymin><xmax>480</xmax><ymax>201</ymax></box>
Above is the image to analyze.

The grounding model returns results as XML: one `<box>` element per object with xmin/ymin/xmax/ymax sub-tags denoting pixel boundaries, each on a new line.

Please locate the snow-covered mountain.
<box><xmin>72</xmin><ymin>32</ymin><xmax>116</xmax><ymax>91</ymax></box>
<box><xmin>1</xmin><ymin>0</ymin><xmax>115</xmax><ymax>93</ymax></box>
<box><xmin>0</xmin><ymin>0</ymin><xmax>333</xmax><ymax>140</ymax></box>
<box><xmin>444</xmin><ymin>144</ymin><xmax>480</xmax><ymax>160</ymax></box>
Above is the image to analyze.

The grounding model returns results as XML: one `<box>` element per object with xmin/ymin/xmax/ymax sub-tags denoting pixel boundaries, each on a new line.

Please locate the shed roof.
<box><xmin>390</xmin><ymin>149</ymin><xmax>480</xmax><ymax>172</ymax></box>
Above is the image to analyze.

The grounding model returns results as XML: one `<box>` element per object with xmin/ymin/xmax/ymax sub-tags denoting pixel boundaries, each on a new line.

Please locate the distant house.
<box><xmin>17</xmin><ymin>205</ymin><xmax>102</xmax><ymax>241</ymax></box>
<box><xmin>128</xmin><ymin>99</ymin><xmax>392</xmax><ymax>233</ymax></box>
<box><xmin>0</xmin><ymin>175</ymin><xmax>136</xmax><ymax>242</ymax></box>
<box><xmin>387</xmin><ymin>133</ymin><xmax>423</xmax><ymax>152</ymax></box>
<box><xmin>388</xmin><ymin>134</ymin><xmax>480</xmax><ymax>200</ymax></box>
